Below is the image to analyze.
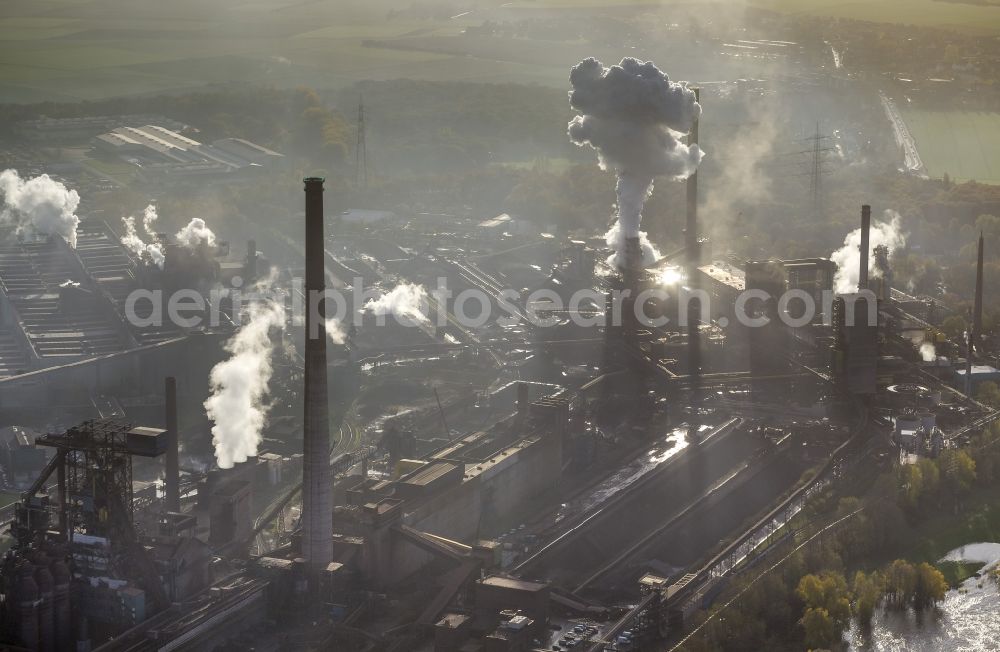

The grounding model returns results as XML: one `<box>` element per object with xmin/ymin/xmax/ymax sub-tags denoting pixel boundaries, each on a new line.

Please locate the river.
<box><xmin>847</xmin><ymin>543</ymin><xmax>1000</xmax><ymax>651</ymax></box>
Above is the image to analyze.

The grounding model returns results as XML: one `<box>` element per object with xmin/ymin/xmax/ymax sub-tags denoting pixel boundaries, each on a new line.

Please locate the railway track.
<box><xmin>513</xmin><ymin>418</ymin><xmax>744</xmax><ymax>579</ymax></box>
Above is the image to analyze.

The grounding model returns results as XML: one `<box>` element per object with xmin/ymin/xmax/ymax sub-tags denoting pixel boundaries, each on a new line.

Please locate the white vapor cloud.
<box><xmin>175</xmin><ymin>217</ymin><xmax>216</xmax><ymax>249</ymax></box>
<box><xmin>204</xmin><ymin>295</ymin><xmax>285</xmax><ymax>469</ymax></box>
<box><xmin>0</xmin><ymin>169</ymin><xmax>81</xmax><ymax>248</ymax></box>
<box><xmin>831</xmin><ymin>210</ymin><xmax>905</xmax><ymax>295</ymax></box>
<box><xmin>363</xmin><ymin>283</ymin><xmax>430</xmax><ymax>326</ymax></box>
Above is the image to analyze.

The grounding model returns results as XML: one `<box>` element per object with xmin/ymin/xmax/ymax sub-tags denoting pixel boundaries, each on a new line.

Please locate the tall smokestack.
<box><xmin>858</xmin><ymin>205</ymin><xmax>871</xmax><ymax>291</ymax></box>
<box><xmin>302</xmin><ymin>177</ymin><xmax>333</xmax><ymax>581</ymax></box>
<box><xmin>974</xmin><ymin>231</ymin><xmax>984</xmax><ymax>351</ymax></box>
<box><xmin>624</xmin><ymin>236</ymin><xmax>641</xmax><ymax>340</ymax></box>
<box><xmin>686</xmin><ymin>90</ymin><xmax>702</xmax><ymax>378</ymax></box>
<box><xmin>686</xmin><ymin>88</ymin><xmax>700</xmax><ymax>267</ymax></box>
<box><xmin>966</xmin><ymin>308</ymin><xmax>974</xmax><ymax>396</ymax></box>
<box><xmin>246</xmin><ymin>239</ymin><xmax>258</xmax><ymax>284</ymax></box>
<box><xmin>165</xmin><ymin>377</ymin><xmax>180</xmax><ymax>513</ymax></box>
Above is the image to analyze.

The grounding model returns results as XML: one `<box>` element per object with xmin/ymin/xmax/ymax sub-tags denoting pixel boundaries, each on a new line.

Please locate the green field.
<box><xmin>4</xmin><ymin>0</ymin><xmax>1000</xmax><ymax>104</ymax></box>
<box><xmin>902</xmin><ymin>109</ymin><xmax>1000</xmax><ymax>184</ymax></box>
<box><xmin>749</xmin><ymin>0</ymin><xmax>1000</xmax><ymax>34</ymax></box>
<box><xmin>0</xmin><ymin>0</ymin><xmax>490</xmax><ymax>103</ymax></box>
<box><xmin>502</xmin><ymin>0</ymin><xmax>1000</xmax><ymax>33</ymax></box>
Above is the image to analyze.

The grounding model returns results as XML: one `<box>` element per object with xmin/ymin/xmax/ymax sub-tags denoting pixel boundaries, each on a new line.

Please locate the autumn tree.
<box><xmin>801</xmin><ymin>607</ymin><xmax>836</xmax><ymax>650</ymax></box>
<box><xmin>852</xmin><ymin>570</ymin><xmax>883</xmax><ymax>627</ymax></box>
<box><xmin>940</xmin><ymin>449</ymin><xmax>977</xmax><ymax>500</ymax></box>
<box><xmin>913</xmin><ymin>562</ymin><xmax>949</xmax><ymax>609</ymax></box>
<box><xmin>797</xmin><ymin>572</ymin><xmax>852</xmax><ymax>647</ymax></box>
<box><xmin>884</xmin><ymin>559</ymin><xmax>917</xmax><ymax>608</ymax></box>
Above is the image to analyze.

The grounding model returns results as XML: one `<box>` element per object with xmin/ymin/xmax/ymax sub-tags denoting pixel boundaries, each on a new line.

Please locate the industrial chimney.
<box><xmin>974</xmin><ymin>231</ymin><xmax>984</xmax><ymax>351</ymax></box>
<box><xmin>165</xmin><ymin>377</ymin><xmax>180</xmax><ymax>513</ymax></box>
<box><xmin>245</xmin><ymin>239</ymin><xmax>258</xmax><ymax>285</ymax></box>
<box><xmin>302</xmin><ymin>177</ymin><xmax>333</xmax><ymax>582</ymax></box>
<box><xmin>686</xmin><ymin>89</ymin><xmax>701</xmax><ymax>378</ymax></box>
<box><xmin>685</xmin><ymin>88</ymin><xmax>701</xmax><ymax>268</ymax></box>
<box><xmin>858</xmin><ymin>205</ymin><xmax>871</xmax><ymax>291</ymax></box>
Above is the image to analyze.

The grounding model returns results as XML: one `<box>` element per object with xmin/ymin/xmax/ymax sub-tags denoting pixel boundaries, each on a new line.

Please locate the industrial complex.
<box><xmin>1</xmin><ymin>68</ymin><xmax>997</xmax><ymax>652</ymax></box>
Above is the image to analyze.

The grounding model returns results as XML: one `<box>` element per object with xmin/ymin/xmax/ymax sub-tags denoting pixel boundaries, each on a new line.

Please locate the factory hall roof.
<box><xmin>93</xmin><ymin>125</ymin><xmax>283</xmax><ymax>174</ymax></box>
<box><xmin>479</xmin><ymin>576</ymin><xmax>548</xmax><ymax>593</ymax></box>
<box><xmin>698</xmin><ymin>261</ymin><xmax>746</xmax><ymax>292</ymax></box>
<box><xmin>403</xmin><ymin>461</ymin><xmax>460</xmax><ymax>486</ymax></box>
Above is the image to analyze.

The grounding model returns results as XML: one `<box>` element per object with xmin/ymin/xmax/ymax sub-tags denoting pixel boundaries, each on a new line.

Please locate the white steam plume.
<box><xmin>326</xmin><ymin>318</ymin><xmax>348</xmax><ymax>344</ymax></box>
<box><xmin>363</xmin><ymin>283</ymin><xmax>430</xmax><ymax>326</ymax></box>
<box><xmin>568</xmin><ymin>57</ymin><xmax>702</xmax><ymax>269</ymax></box>
<box><xmin>142</xmin><ymin>203</ymin><xmax>159</xmax><ymax>238</ymax></box>
<box><xmin>175</xmin><ymin>217</ymin><xmax>216</xmax><ymax>249</ymax></box>
<box><xmin>120</xmin><ymin>205</ymin><xmax>165</xmax><ymax>268</ymax></box>
<box><xmin>204</xmin><ymin>296</ymin><xmax>285</xmax><ymax>469</ymax></box>
<box><xmin>0</xmin><ymin>169</ymin><xmax>81</xmax><ymax>248</ymax></box>
<box><xmin>919</xmin><ymin>341</ymin><xmax>936</xmax><ymax>362</ymax></box>
<box><xmin>605</xmin><ymin>221</ymin><xmax>660</xmax><ymax>270</ymax></box>
<box><xmin>831</xmin><ymin>210</ymin><xmax>906</xmax><ymax>294</ymax></box>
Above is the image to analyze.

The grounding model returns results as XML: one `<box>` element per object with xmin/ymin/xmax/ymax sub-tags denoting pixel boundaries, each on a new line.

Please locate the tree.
<box><xmin>884</xmin><ymin>559</ymin><xmax>917</xmax><ymax>608</ymax></box>
<box><xmin>796</xmin><ymin>572</ymin><xmax>852</xmax><ymax>637</ymax></box>
<box><xmin>896</xmin><ymin>463</ymin><xmax>925</xmax><ymax>511</ymax></box>
<box><xmin>971</xmin><ymin>423</ymin><xmax>1000</xmax><ymax>485</ymax></box>
<box><xmin>852</xmin><ymin>570</ymin><xmax>882</xmax><ymax>627</ymax></box>
<box><xmin>940</xmin><ymin>449</ymin><xmax>977</xmax><ymax>498</ymax></box>
<box><xmin>976</xmin><ymin>381</ymin><xmax>1000</xmax><ymax>408</ymax></box>
<box><xmin>801</xmin><ymin>607</ymin><xmax>836</xmax><ymax>650</ymax></box>
<box><xmin>913</xmin><ymin>562</ymin><xmax>948</xmax><ymax>608</ymax></box>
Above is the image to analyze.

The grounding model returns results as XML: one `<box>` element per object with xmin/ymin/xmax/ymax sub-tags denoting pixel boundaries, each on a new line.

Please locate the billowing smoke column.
<box><xmin>204</xmin><ymin>295</ymin><xmax>285</xmax><ymax>469</ymax></box>
<box><xmin>175</xmin><ymin>217</ymin><xmax>216</xmax><ymax>249</ymax></box>
<box><xmin>567</xmin><ymin>57</ymin><xmax>703</xmax><ymax>269</ymax></box>
<box><xmin>919</xmin><ymin>342</ymin><xmax>937</xmax><ymax>362</ymax></box>
<box><xmin>831</xmin><ymin>210</ymin><xmax>905</xmax><ymax>294</ymax></box>
<box><xmin>0</xmin><ymin>170</ymin><xmax>81</xmax><ymax>248</ymax></box>
<box><xmin>363</xmin><ymin>282</ymin><xmax>430</xmax><ymax>325</ymax></box>
<box><xmin>120</xmin><ymin>204</ymin><xmax>165</xmax><ymax>268</ymax></box>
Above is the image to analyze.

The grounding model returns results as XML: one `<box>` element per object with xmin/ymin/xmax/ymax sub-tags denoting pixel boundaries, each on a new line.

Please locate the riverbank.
<box><xmin>848</xmin><ymin>543</ymin><xmax>1000</xmax><ymax>651</ymax></box>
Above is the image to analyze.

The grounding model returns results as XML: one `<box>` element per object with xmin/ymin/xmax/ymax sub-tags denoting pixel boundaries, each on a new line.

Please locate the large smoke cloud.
<box><xmin>175</xmin><ymin>217</ymin><xmax>216</xmax><ymax>249</ymax></box>
<box><xmin>204</xmin><ymin>293</ymin><xmax>285</xmax><ymax>469</ymax></box>
<box><xmin>568</xmin><ymin>57</ymin><xmax>703</xmax><ymax>268</ymax></box>
<box><xmin>121</xmin><ymin>204</ymin><xmax>165</xmax><ymax>268</ymax></box>
<box><xmin>363</xmin><ymin>283</ymin><xmax>430</xmax><ymax>326</ymax></box>
<box><xmin>831</xmin><ymin>210</ymin><xmax>905</xmax><ymax>294</ymax></box>
<box><xmin>0</xmin><ymin>170</ymin><xmax>81</xmax><ymax>248</ymax></box>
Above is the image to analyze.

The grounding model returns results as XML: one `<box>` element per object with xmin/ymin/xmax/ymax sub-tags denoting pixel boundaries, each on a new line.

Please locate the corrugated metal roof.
<box><xmin>403</xmin><ymin>461</ymin><xmax>458</xmax><ymax>486</ymax></box>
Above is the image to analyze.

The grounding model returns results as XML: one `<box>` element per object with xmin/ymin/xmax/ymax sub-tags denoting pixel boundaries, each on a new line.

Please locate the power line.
<box><xmin>805</xmin><ymin>122</ymin><xmax>835</xmax><ymax>218</ymax></box>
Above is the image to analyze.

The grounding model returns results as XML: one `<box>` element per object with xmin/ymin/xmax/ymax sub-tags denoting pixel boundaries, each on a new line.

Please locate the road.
<box><xmin>880</xmin><ymin>91</ymin><xmax>927</xmax><ymax>177</ymax></box>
